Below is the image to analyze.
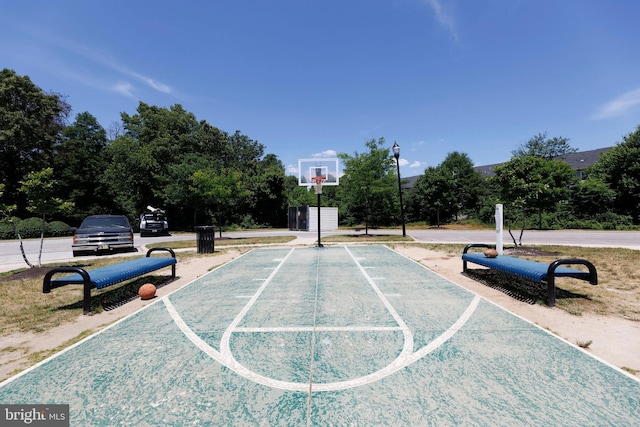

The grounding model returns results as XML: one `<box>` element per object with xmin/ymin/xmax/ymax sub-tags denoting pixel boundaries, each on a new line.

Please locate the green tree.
<box><xmin>54</xmin><ymin>112</ymin><xmax>110</xmax><ymax>223</ymax></box>
<box><xmin>284</xmin><ymin>175</ymin><xmax>316</xmax><ymax>208</ymax></box>
<box><xmin>409</xmin><ymin>166</ymin><xmax>449</xmax><ymax>226</ymax></box>
<box><xmin>102</xmin><ymin>134</ymin><xmax>157</xmax><ymax>219</ymax></box>
<box><xmin>110</xmin><ymin>103</ymin><xmax>276</xmax><ymax>229</ymax></box>
<box><xmin>492</xmin><ymin>156</ymin><xmax>577</xmax><ymax>244</ymax></box>
<box><xmin>512</xmin><ymin>132</ymin><xmax>577</xmax><ymax>159</ymax></box>
<box><xmin>0</xmin><ymin>69</ymin><xmax>70</xmax><ymax>214</ymax></box>
<box><xmin>588</xmin><ymin>125</ymin><xmax>640</xmax><ymax>223</ymax></box>
<box><xmin>439</xmin><ymin>152</ymin><xmax>483</xmax><ymax>220</ymax></box>
<box><xmin>163</xmin><ymin>153</ymin><xmax>214</xmax><ymax>227</ymax></box>
<box><xmin>0</xmin><ymin>183</ymin><xmax>17</xmax><ymax>238</ymax></box>
<box><xmin>408</xmin><ymin>152</ymin><xmax>483</xmax><ymax>225</ymax></box>
<box><xmin>248</xmin><ymin>154</ymin><xmax>287</xmax><ymax>228</ymax></box>
<box><xmin>338</xmin><ymin>138</ymin><xmax>397</xmax><ymax>233</ymax></box>
<box><xmin>19</xmin><ymin>168</ymin><xmax>73</xmax><ymax>267</ymax></box>
<box><xmin>189</xmin><ymin>167</ymin><xmax>252</xmax><ymax>236</ymax></box>
<box><xmin>571</xmin><ymin>177</ymin><xmax>615</xmax><ymax>218</ymax></box>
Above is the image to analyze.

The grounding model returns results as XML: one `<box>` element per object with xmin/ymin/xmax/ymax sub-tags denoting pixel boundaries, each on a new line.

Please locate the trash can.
<box><xmin>195</xmin><ymin>226</ymin><xmax>215</xmax><ymax>254</ymax></box>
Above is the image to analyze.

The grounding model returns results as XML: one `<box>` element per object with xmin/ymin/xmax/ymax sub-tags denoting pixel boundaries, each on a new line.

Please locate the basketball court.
<box><xmin>1</xmin><ymin>245</ymin><xmax>639</xmax><ymax>426</ymax></box>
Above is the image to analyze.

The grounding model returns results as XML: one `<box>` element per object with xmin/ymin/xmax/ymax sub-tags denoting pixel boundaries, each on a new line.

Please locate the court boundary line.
<box><xmin>382</xmin><ymin>244</ymin><xmax>640</xmax><ymax>383</ymax></box>
<box><xmin>0</xmin><ymin>248</ymin><xmax>259</xmax><ymax>388</ymax></box>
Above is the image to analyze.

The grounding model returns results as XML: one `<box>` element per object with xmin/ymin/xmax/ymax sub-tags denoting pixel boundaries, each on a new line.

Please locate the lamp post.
<box><xmin>392</xmin><ymin>142</ymin><xmax>406</xmax><ymax>237</ymax></box>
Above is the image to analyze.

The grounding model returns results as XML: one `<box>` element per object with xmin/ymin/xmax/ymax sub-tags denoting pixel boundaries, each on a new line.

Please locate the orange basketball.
<box><xmin>484</xmin><ymin>248</ymin><xmax>499</xmax><ymax>258</ymax></box>
<box><xmin>138</xmin><ymin>283</ymin><xmax>156</xmax><ymax>300</ymax></box>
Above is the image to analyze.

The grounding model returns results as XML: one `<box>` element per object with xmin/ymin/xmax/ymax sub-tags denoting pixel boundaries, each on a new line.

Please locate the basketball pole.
<box><xmin>312</xmin><ymin>175</ymin><xmax>325</xmax><ymax>248</ymax></box>
<box><xmin>317</xmin><ymin>192</ymin><xmax>322</xmax><ymax>247</ymax></box>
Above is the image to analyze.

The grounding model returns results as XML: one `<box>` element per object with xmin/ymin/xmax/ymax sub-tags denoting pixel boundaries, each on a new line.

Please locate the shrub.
<box><xmin>240</xmin><ymin>215</ymin><xmax>260</xmax><ymax>229</ymax></box>
<box><xmin>0</xmin><ymin>216</ymin><xmax>20</xmax><ymax>238</ymax></box>
<box><xmin>0</xmin><ymin>222</ymin><xmax>15</xmax><ymax>239</ymax></box>
<box><xmin>46</xmin><ymin>221</ymin><xmax>73</xmax><ymax>237</ymax></box>
<box><xmin>16</xmin><ymin>217</ymin><xmax>45</xmax><ymax>239</ymax></box>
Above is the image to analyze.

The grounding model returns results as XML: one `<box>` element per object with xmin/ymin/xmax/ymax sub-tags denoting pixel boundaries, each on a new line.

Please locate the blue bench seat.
<box><xmin>462</xmin><ymin>244</ymin><xmax>597</xmax><ymax>306</ymax></box>
<box><xmin>43</xmin><ymin>248</ymin><xmax>176</xmax><ymax>314</ymax></box>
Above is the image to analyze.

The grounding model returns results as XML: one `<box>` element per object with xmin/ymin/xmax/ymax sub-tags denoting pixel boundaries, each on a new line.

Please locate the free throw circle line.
<box><xmin>163</xmin><ymin>294</ymin><xmax>480</xmax><ymax>392</ymax></box>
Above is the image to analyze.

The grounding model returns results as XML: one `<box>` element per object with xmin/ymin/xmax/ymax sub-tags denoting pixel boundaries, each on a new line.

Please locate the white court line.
<box><xmin>235</xmin><ymin>326</ymin><xmax>403</xmax><ymax>333</ymax></box>
<box><xmin>164</xmin><ymin>247</ymin><xmax>481</xmax><ymax>392</ymax></box>
<box><xmin>344</xmin><ymin>246</ymin><xmax>414</xmax><ymax>360</ymax></box>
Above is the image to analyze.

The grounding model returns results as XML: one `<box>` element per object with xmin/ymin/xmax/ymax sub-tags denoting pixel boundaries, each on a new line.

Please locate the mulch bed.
<box><xmin>504</xmin><ymin>246</ymin><xmax>560</xmax><ymax>257</ymax></box>
<box><xmin>0</xmin><ymin>266</ymin><xmax>53</xmax><ymax>282</ymax></box>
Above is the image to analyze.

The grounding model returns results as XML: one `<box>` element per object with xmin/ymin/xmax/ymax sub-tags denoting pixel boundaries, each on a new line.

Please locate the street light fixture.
<box><xmin>392</xmin><ymin>141</ymin><xmax>406</xmax><ymax>237</ymax></box>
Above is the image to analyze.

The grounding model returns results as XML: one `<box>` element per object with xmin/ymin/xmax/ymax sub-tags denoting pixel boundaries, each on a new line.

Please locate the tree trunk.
<box><xmin>17</xmin><ymin>234</ymin><xmax>34</xmax><ymax>268</ymax></box>
<box><xmin>38</xmin><ymin>215</ymin><xmax>46</xmax><ymax>267</ymax></box>
<box><xmin>538</xmin><ymin>208</ymin><xmax>543</xmax><ymax>230</ymax></box>
<box><xmin>507</xmin><ymin>220</ymin><xmax>518</xmax><ymax>247</ymax></box>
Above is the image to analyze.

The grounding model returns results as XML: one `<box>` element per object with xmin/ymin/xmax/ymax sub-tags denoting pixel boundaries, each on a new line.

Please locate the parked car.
<box><xmin>72</xmin><ymin>215</ymin><xmax>134</xmax><ymax>257</ymax></box>
<box><xmin>139</xmin><ymin>206</ymin><xmax>169</xmax><ymax>237</ymax></box>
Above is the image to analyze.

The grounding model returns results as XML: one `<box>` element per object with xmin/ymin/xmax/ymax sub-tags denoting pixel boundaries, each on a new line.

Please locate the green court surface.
<box><xmin>1</xmin><ymin>246</ymin><xmax>639</xmax><ymax>426</ymax></box>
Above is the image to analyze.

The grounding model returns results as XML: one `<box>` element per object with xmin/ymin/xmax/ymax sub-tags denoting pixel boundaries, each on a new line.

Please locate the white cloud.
<box><xmin>410</xmin><ymin>161</ymin><xmax>426</xmax><ymax>169</ymax></box>
<box><xmin>112</xmin><ymin>81</ymin><xmax>135</xmax><ymax>98</ymax></box>
<box><xmin>15</xmin><ymin>22</ymin><xmax>173</xmax><ymax>96</ymax></box>
<box><xmin>398</xmin><ymin>158</ymin><xmax>410</xmax><ymax>167</ymax></box>
<box><xmin>592</xmin><ymin>88</ymin><xmax>640</xmax><ymax>119</ymax></box>
<box><xmin>424</xmin><ymin>0</ymin><xmax>458</xmax><ymax>41</ymax></box>
<box><xmin>286</xmin><ymin>164</ymin><xmax>298</xmax><ymax>175</ymax></box>
<box><xmin>131</xmin><ymin>72</ymin><xmax>172</xmax><ymax>94</ymax></box>
<box><xmin>312</xmin><ymin>150</ymin><xmax>337</xmax><ymax>158</ymax></box>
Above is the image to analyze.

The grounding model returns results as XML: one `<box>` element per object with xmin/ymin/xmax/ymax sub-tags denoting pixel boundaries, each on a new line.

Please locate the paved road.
<box><xmin>1</xmin><ymin>229</ymin><xmax>639</xmax><ymax>272</ymax></box>
<box><xmin>410</xmin><ymin>228</ymin><xmax>640</xmax><ymax>248</ymax></box>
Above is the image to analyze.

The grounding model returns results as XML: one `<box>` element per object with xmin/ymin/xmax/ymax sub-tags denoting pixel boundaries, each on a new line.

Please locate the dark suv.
<box><xmin>72</xmin><ymin>215</ymin><xmax>134</xmax><ymax>257</ymax></box>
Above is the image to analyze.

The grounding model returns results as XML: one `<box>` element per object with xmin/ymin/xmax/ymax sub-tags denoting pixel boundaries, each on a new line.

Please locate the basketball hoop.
<box><xmin>310</xmin><ymin>176</ymin><xmax>326</xmax><ymax>195</ymax></box>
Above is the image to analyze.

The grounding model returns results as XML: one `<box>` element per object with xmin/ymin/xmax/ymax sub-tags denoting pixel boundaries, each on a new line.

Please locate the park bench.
<box><xmin>462</xmin><ymin>243</ymin><xmax>598</xmax><ymax>307</ymax></box>
<box><xmin>43</xmin><ymin>247</ymin><xmax>177</xmax><ymax>314</ymax></box>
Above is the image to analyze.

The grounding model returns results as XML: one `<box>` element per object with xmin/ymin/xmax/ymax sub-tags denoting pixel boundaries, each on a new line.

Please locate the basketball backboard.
<box><xmin>298</xmin><ymin>158</ymin><xmax>339</xmax><ymax>186</ymax></box>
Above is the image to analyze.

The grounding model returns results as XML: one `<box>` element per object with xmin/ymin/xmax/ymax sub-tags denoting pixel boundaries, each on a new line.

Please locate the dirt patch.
<box><xmin>391</xmin><ymin>244</ymin><xmax>640</xmax><ymax>378</ymax></box>
<box><xmin>0</xmin><ymin>266</ymin><xmax>53</xmax><ymax>282</ymax></box>
<box><xmin>0</xmin><ymin>249</ymin><xmax>244</xmax><ymax>382</ymax></box>
<box><xmin>505</xmin><ymin>246</ymin><xmax>560</xmax><ymax>257</ymax></box>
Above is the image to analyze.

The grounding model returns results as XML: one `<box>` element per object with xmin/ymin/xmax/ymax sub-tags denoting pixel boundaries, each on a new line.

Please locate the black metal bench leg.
<box><xmin>84</xmin><ymin>280</ymin><xmax>92</xmax><ymax>315</ymax></box>
<box><xmin>547</xmin><ymin>276</ymin><xmax>556</xmax><ymax>307</ymax></box>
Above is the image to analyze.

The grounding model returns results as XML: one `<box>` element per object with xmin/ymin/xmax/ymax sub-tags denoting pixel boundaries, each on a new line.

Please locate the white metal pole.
<box><xmin>495</xmin><ymin>204</ymin><xmax>503</xmax><ymax>255</ymax></box>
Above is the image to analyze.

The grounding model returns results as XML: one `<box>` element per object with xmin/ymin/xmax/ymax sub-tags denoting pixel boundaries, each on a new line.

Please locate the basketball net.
<box><xmin>310</xmin><ymin>176</ymin><xmax>326</xmax><ymax>195</ymax></box>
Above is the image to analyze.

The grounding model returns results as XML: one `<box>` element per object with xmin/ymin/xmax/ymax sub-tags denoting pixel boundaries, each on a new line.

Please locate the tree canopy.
<box><xmin>0</xmin><ymin>68</ymin><xmax>70</xmax><ymax>215</ymax></box>
<box><xmin>588</xmin><ymin>125</ymin><xmax>640</xmax><ymax>223</ymax></box>
<box><xmin>337</xmin><ymin>137</ymin><xmax>398</xmax><ymax>231</ymax></box>
<box><xmin>512</xmin><ymin>132</ymin><xmax>577</xmax><ymax>160</ymax></box>
<box><xmin>2</xmin><ymin>69</ymin><xmax>640</xmax><ymax>238</ymax></box>
<box><xmin>409</xmin><ymin>152</ymin><xmax>483</xmax><ymax>226</ymax></box>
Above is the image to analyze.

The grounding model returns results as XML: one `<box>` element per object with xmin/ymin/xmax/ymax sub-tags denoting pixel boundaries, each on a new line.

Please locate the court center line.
<box><xmin>306</xmin><ymin>248</ymin><xmax>322</xmax><ymax>426</ymax></box>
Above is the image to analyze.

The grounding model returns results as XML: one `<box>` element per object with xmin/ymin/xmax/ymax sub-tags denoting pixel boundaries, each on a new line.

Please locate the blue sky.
<box><xmin>2</xmin><ymin>1</ymin><xmax>640</xmax><ymax>178</ymax></box>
